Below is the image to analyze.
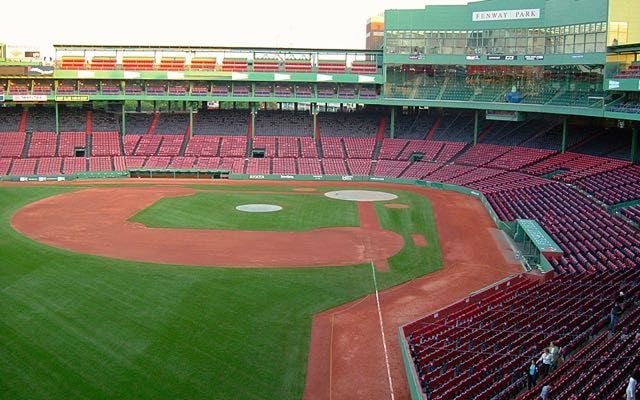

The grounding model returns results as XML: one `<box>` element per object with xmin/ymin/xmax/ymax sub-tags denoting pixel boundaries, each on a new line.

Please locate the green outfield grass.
<box><xmin>0</xmin><ymin>184</ymin><xmax>443</xmax><ymax>400</ymax></box>
<box><xmin>131</xmin><ymin>191</ymin><xmax>359</xmax><ymax>231</ymax></box>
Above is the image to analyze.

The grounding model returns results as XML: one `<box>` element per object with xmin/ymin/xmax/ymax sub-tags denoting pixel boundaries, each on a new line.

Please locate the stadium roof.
<box><xmin>607</xmin><ymin>43</ymin><xmax>640</xmax><ymax>55</ymax></box>
<box><xmin>53</xmin><ymin>44</ymin><xmax>383</xmax><ymax>54</ymax></box>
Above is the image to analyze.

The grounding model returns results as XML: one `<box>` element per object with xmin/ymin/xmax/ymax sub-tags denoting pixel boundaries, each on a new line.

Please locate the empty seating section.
<box><xmin>113</xmin><ymin>156</ymin><xmax>127</xmax><ymax>171</ymax></box>
<box><xmin>36</xmin><ymin>157</ymin><xmax>62</xmax><ymax>175</ymax></box>
<box><xmin>233</xmin><ymin>85</ymin><xmax>250</xmax><ymax>96</ymax></box>
<box><xmin>89</xmin><ymin>156</ymin><xmax>112</xmax><ymax>172</ymax></box>
<box><xmin>185</xmin><ymin>136</ymin><xmax>220</xmax><ymax>157</ymax></box>
<box><xmin>91</xmin><ymin>132</ymin><xmax>121</xmax><ymax>156</ymax></box>
<box><xmin>26</xmin><ymin>108</ymin><xmax>56</xmax><ymax>132</ymax></box>
<box><xmin>60</xmin><ymin>56</ymin><xmax>85</xmax><ymax>70</ymax></box>
<box><xmin>467</xmin><ymin>171</ymin><xmax>549</xmax><ymax>194</ymax></box>
<box><xmin>144</xmin><ymin>156</ymin><xmax>171</xmax><ymax>169</ymax></box>
<box><xmin>488</xmin><ymin>183</ymin><xmax>640</xmax><ymax>272</ymax></box>
<box><xmin>271</xmin><ymin>158</ymin><xmax>296</xmax><ymax>174</ymax></box>
<box><xmin>169</xmin><ymin>156</ymin><xmax>196</xmax><ymax>169</ymax></box>
<box><xmin>125</xmin><ymin>114</ymin><xmax>154</xmax><ymax>134</ymax></box>
<box><xmin>146</xmin><ymin>84</ymin><xmax>166</xmax><ymax>95</ymax></box>
<box><xmin>219</xmin><ymin>136</ymin><xmax>247</xmax><ymax>157</ymax></box>
<box><xmin>431</xmin><ymin>110</ymin><xmax>489</xmax><ymax>142</ymax></box>
<box><xmin>9</xmin><ymin>82</ymin><xmax>29</xmax><ymax>95</ymax></box>
<box><xmin>0</xmin><ymin>158</ymin><xmax>11</xmax><ymax>175</ymax></box>
<box><xmin>613</xmin><ymin>63</ymin><xmax>640</xmax><ymax>78</ymax></box>
<box><xmin>254</xmin><ymin>111</ymin><xmax>312</xmax><ymax>136</ymax></box>
<box><xmin>574</xmin><ymin>165</ymin><xmax>640</xmax><ymax>205</ymax></box>
<box><xmin>404</xmin><ymin>271</ymin><xmax>640</xmax><ymax>400</ymax></box>
<box><xmin>446</xmin><ymin>167</ymin><xmax>506</xmax><ymax>187</ymax></box>
<box><xmin>9</xmin><ymin>158</ymin><xmax>37</xmax><ymax>175</ymax></box>
<box><xmin>322</xmin><ymin>159</ymin><xmax>347</xmax><ymax>175</ymax></box>
<box><xmin>346</xmin><ymin>159</ymin><xmax>371</xmax><ymax>175</ymax></box>
<box><xmin>318</xmin><ymin>112</ymin><xmax>379</xmax><ymax>137</ymax></box>
<box><xmin>246</xmin><ymin>158</ymin><xmax>271</xmax><ymax>174</ymax></box>
<box><xmin>58</xmin><ymin>132</ymin><xmax>86</xmax><ymax>156</ymax></box>
<box><xmin>193</xmin><ymin>110</ymin><xmax>248</xmax><ymax>136</ymax></box>
<box><xmin>212</xmin><ymin>85</ymin><xmax>230</xmax><ymax>96</ymax></box>
<box><xmin>482</xmin><ymin>118</ymin><xmax>562</xmax><ymax>146</ymax></box>
<box><xmin>485</xmin><ymin>147</ymin><xmax>555</xmax><ymax>171</ymax></box>
<box><xmin>389</xmin><ymin>112</ymin><xmax>437</xmax><ymax>139</ymax></box>
<box><xmin>343</xmin><ymin>138</ymin><xmax>375</xmax><ymax>159</ymax></box>
<box><xmin>399</xmin><ymin>140</ymin><xmax>445</xmax><ymax>161</ymax></box>
<box><xmin>191</xmin><ymin>83</ymin><xmax>210</xmax><ymax>96</ymax></box>
<box><xmin>28</xmin><ymin>132</ymin><xmax>57</xmax><ymax>157</ymax></box>
<box><xmin>157</xmin><ymin>136</ymin><xmax>184</xmax><ymax>156</ymax></box>
<box><xmin>524</xmin><ymin>152</ymin><xmax>630</xmax><ymax>183</ymax></box>
<box><xmin>92</xmin><ymin>111</ymin><xmax>119</xmax><ymax>132</ymax></box>
<box><xmin>190</xmin><ymin>58</ymin><xmax>216</xmax><ymax>71</ymax></box>
<box><xmin>218</xmin><ymin>158</ymin><xmax>245</xmax><ymax>173</ymax></box>
<box><xmin>100</xmin><ymin>81</ymin><xmax>120</xmax><ymax>95</ymax></box>
<box><xmin>221</xmin><ymin>58</ymin><xmax>248</xmax><ymax>72</ymax></box>
<box><xmin>622</xmin><ymin>205</ymin><xmax>640</xmax><ymax>225</ymax></box>
<box><xmin>62</xmin><ymin>157</ymin><xmax>86</xmax><ymax>174</ymax></box>
<box><xmin>372</xmin><ymin>160</ymin><xmax>410</xmax><ymax>177</ymax></box>
<box><xmin>571</xmin><ymin>129</ymin><xmax>632</xmax><ymax>160</ymax></box>
<box><xmin>521</xmin><ymin>124</ymin><xmax>599</xmax><ymax>150</ymax></box>
<box><xmin>0</xmin><ymin>133</ymin><xmax>26</xmax><ymax>158</ymax></box>
<box><xmin>299</xmin><ymin>137</ymin><xmax>318</xmax><ymax>158</ymax></box>
<box><xmin>255</xmin><ymin>85</ymin><xmax>272</xmax><ymax>97</ymax></box>
<box><xmin>168</xmin><ymin>84</ymin><xmax>188</xmax><ymax>96</ymax></box>
<box><xmin>320</xmin><ymin>137</ymin><xmax>345</xmax><ymax>158</ymax></box>
<box><xmin>79</xmin><ymin>82</ymin><xmax>98</xmax><ymax>94</ymax></box>
<box><xmin>350</xmin><ymin>61</ymin><xmax>377</xmax><ymax>74</ymax></box>
<box><xmin>159</xmin><ymin>57</ymin><xmax>185</xmax><ymax>71</ymax></box>
<box><xmin>59</xmin><ymin>108</ymin><xmax>87</xmax><ymax>132</ymax></box>
<box><xmin>195</xmin><ymin>157</ymin><xmax>220</xmax><ymax>170</ymax></box>
<box><xmin>379</xmin><ymin>139</ymin><xmax>410</xmax><ymax>160</ymax></box>
<box><xmin>318</xmin><ymin>60</ymin><xmax>346</xmax><ymax>73</ymax></box>
<box><xmin>124</xmin><ymin>83</ymin><xmax>143</xmax><ymax>95</ymax></box>
<box><xmin>253</xmin><ymin>59</ymin><xmax>279</xmax><ymax>72</ymax></box>
<box><xmin>284</xmin><ymin>60</ymin><xmax>312</xmax><ymax>73</ymax></box>
<box><xmin>123</xmin><ymin>135</ymin><xmax>141</xmax><ymax>155</ymax></box>
<box><xmin>276</xmin><ymin>137</ymin><xmax>300</xmax><ymax>158</ymax></box>
<box><xmin>122</xmin><ymin>57</ymin><xmax>154</xmax><ymax>71</ymax></box>
<box><xmin>90</xmin><ymin>56</ymin><xmax>117</xmax><ymax>70</ymax></box>
<box><xmin>155</xmin><ymin>114</ymin><xmax>187</xmax><ymax>135</ymax></box>
<box><xmin>0</xmin><ymin>108</ymin><xmax>22</xmax><ymax>131</ymax></box>
<box><xmin>252</xmin><ymin>136</ymin><xmax>277</xmax><ymax>157</ymax></box>
<box><xmin>400</xmin><ymin>162</ymin><xmax>443</xmax><ymax>179</ymax></box>
<box><xmin>434</xmin><ymin>142</ymin><xmax>467</xmax><ymax>163</ymax></box>
<box><xmin>124</xmin><ymin>156</ymin><xmax>146</xmax><ymax>169</ymax></box>
<box><xmin>423</xmin><ymin>164</ymin><xmax>475</xmax><ymax>183</ymax></box>
<box><xmin>57</xmin><ymin>83</ymin><xmax>76</xmax><ymax>95</ymax></box>
<box><xmin>134</xmin><ymin>135</ymin><xmax>163</xmax><ymax>156</ymax></box>
<box><xmin>32</xmin><ymin>82</ymin><xmax>52</xmax><ymax>95</ymax></box>
<box><xmin>297</xmin><ymin>158</ymin><xmax>322</xmax><ymax>175</ymax></box>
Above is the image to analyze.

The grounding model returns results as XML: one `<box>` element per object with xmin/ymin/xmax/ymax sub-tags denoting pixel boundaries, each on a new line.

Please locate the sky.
<box><xmin>2</xmin><ymin>0</ymin><xmax>478</xmax><ymax>55</ymax></box>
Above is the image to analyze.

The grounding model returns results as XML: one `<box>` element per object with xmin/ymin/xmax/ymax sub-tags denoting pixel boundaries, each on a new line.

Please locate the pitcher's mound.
<box><xmin>235</xmin><ymin>204</ymin><xmax>283</xmax><ymax>213</ymax></box>
<box><xmin>324</xmin><ymin>190</ymin><xmax>397</xmax><ymax>202</ymax></box>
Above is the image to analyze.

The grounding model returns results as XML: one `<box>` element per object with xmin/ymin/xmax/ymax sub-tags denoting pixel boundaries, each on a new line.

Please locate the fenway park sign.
<box><xmin>472</xmin><ymin>8</ymin><xmax>540</xmax><ymax>21</ymax></box>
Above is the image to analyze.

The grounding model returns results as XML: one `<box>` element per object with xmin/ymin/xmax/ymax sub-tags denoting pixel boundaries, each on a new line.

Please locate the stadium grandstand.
<box><xmin>1</xmin><ymin>0</ymin><xmax>640</xmax><ymax>399</ymax></box>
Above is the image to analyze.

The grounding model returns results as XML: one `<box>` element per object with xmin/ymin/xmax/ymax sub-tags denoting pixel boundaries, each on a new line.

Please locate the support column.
<box><xmin>631</xmin><ymin>123</ymin><xmax>638</xmax><ymax>164</ymax></box>
<box><xmin>189</xmin><ymin>108</ymin><xmax>194</xmax><ymax>138</ymax></box>
<box><xmin>121</xmin><ymin>103</ymin><xmax>126</xmax><ymax>136</ymax></box>
<box><xmin>55</xmin><ymin>103</ymin><xmax>60</xmax><ymax>135</ymax></box>
<box><xmin>390</xmin><ymin>107</ymin><xmax>396</xmax><ymax>139</ymax></box>
<box><xmin>312</xmin><ymin>103</ymin><xmax>318</xmax><ymax>140</ymax></box>
<box><xmin>250</xmin><ymin>103</ymin><xmax>256</xmax><ymax>139</ymax></box>
<box><xmin>473</xmin><ymin>109</ymin><xmax>479</xmax><ymax>145</ymax></box>
<box><xmin>561</xmin><ymin>118</ymin><xmax>568</xmax><ymax>153</ymax></box>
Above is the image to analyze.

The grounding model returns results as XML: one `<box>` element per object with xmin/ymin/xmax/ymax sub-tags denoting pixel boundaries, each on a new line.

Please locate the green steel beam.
<box><xmin>189</xmin><ymin>109</ymin><xmax>194</xmax><ymax>138</ymax></box>
<box><xmin>390</xmin><ymin>107</ymin><xmax>396</xmax><ymax>139</ymax></box>
<box><xmin>312</xmin><ymin>103</ymin><xmax>317</xmax><ymax>140</ymax></box>
<box><xmin>250</xmin><ymin>104</ymin><xmax>256</xmax><ymax>138</ymax></box>
<box><xmin>561</xmin><ymin>118</ymin><xmax>568</xmax><ymax>153</ymax></box>
<box><xmin>473</xmin><ymin>110</ymin><xmax>479</xmax><ymax>145</ymax></box>
<box><xmin>54</xmin><ymin>103</ymin><xmax>59</xmax><ymax>134</ymax></box>
<box><xmin>632</xmin><ymin>123</ymin><xmax>638</xmax><ymax>164</ymax></box>
<box><xmin>121</xmin><ymin>103</ymin><xmax>126</xmax><ymax>135</ymax></box>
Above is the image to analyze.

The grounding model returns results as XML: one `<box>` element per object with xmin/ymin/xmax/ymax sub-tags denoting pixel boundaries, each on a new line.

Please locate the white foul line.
<box><xmin>370</xmin><ymin>261</ymin><xmax>396</xmax><ymax>400</ymax></box>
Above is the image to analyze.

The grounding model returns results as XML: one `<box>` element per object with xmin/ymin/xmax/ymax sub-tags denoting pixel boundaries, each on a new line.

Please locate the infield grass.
<box><xmin>130</xmin><ymin>191</ymin><xmax>358</xmax><ymax>231</ymax></box>
<box><xmin>0</xmin><ymin>183</ymin><xmax>442</xmax><ymax>400</ymax></box>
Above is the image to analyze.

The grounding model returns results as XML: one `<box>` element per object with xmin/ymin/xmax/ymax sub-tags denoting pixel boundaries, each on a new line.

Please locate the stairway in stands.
<box><xmin>146</xmin><ymin>113</ymin><xmax>159</xmax><ymax>135</ymax></box>
<box><xmin>21</xmin><ymin>131</ymin><xmax>32</xmax><ymax>158</ymax></box>
<box><xmin>18</xmin><ymin>108</ymin><xmax>28</xmax><ymax>132</ymax></box>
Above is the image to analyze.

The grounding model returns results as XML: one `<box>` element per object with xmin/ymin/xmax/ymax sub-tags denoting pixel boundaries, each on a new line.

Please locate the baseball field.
<box><xmin>0</xmin><ymin>179</ymin><xmax>446</xmax><ymax>399</ymax></box>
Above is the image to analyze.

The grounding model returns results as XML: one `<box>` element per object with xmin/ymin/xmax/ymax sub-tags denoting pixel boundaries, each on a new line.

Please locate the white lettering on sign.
<box><xmin>472</xmin><ymin>9</ymin><xmax>540</xmax><ymax>21</ymax></box>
